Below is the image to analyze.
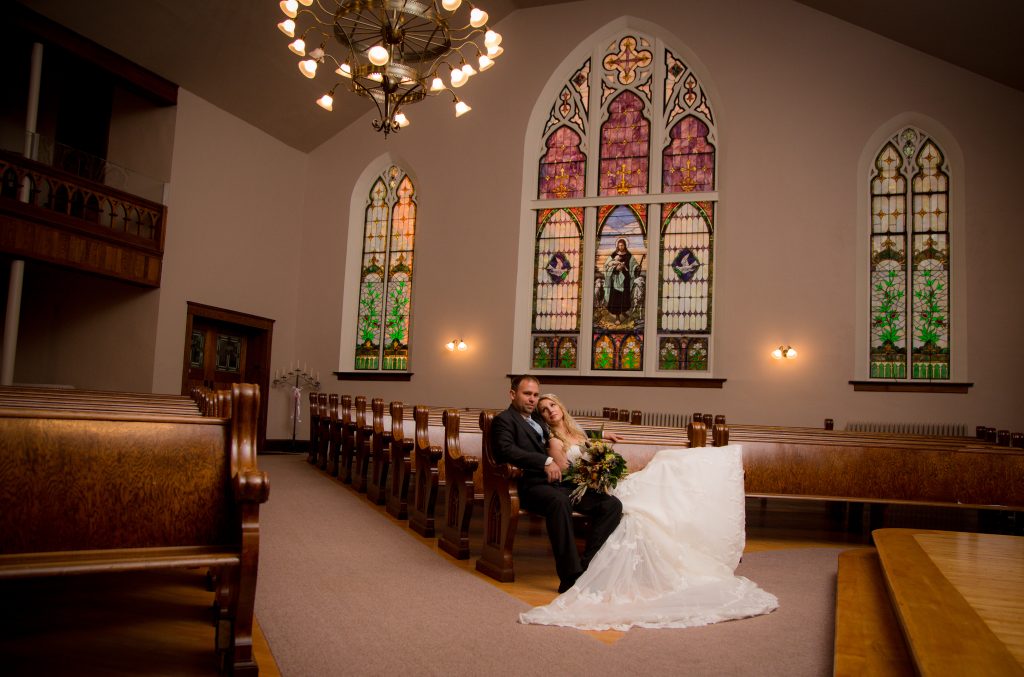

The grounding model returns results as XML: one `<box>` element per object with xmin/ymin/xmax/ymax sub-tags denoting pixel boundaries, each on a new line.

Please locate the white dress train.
<box><xmin>519</xmin><ymin>444</ymin><xmax>778</xmax><ymax>631</ymax></box>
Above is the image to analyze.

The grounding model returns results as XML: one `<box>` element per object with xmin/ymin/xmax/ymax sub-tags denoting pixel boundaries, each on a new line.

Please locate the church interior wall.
<box><xmin>291</xmin><ymin>0</ymin><xmax>1024</xmax><ymax>432</ymax></box>
<box><xmin>147</xmin><ymin>90</ymin><xmax>308</xmax><ymax>438</ymax></box>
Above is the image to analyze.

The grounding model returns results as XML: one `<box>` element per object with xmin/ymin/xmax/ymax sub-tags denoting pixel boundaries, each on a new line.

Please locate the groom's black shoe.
<box><xmin>558</xmin><ymin>572</ymin><xmax>581</xmax><ymax>593</ymax></box>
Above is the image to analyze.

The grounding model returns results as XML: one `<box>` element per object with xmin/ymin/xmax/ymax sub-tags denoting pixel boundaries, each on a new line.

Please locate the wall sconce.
<box><xmin>771</xmin><ymin>345</ymin><xmax>798</xmax><ymax>360</ymax></box>
<box><xmin>445</xmin><ymin>338</ymin><xmax>468</xmax><ymax>352</ymax></box>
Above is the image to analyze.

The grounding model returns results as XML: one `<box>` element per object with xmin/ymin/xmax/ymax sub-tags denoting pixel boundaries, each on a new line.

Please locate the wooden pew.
<box><xmin>316</xmin><ymin>393</ymin><xmax>332</xmax><ymax>471</ymax></box>
<box><xmin>352</xmin><ymin>396</ymin><xmax>373</xmax><ymax>492</ymax></box>
<box><xmin>366</xmin><ymin>398</ymin><xmax>392</xmax><ymax>505</ymax></box>
<box><xmin>0</xmin><ymin>386</ymin><xmax>202</xmax><ymax>416</ymax></box>
<box><xmin>408</xmin><ymin>405</ymin><xmax>443</xmax><ymax>537</ymax></box>
<box><xmin>337</xmin><ymin>395</ymin><xmax>356</xmax><ymax>483</ymax></box>
<box><xmin>437</xmin><ymin>409</ymin><xmax>480</xmax><ymax>560</ymax></box>
<box><xmin>307</xmin><ymin>390</ymin><xmax>319</xmax><ymax>465</ymax></box>
<box><xmin>0</xmin><ymin>383</ymin><xmax>269</xmax><ymax>675</ymax></box>
<box><xmin>325</xmin><ymin>394</ymin><xmax>342</xmax><ymax>477</ymax></box>
<box><xmin>385</xmin><ymin>401</ymin><xmax>414</xmax><ymax>520</ymax></box>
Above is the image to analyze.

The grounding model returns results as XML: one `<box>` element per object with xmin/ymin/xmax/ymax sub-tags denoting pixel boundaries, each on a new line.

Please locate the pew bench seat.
<box><xmin>0</xmin><ymin>384</ymin><xmax>268</xmax><ymax>676</ymax></box>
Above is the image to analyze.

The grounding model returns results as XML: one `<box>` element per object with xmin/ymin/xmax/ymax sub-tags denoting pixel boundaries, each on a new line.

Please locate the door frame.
<box><xmin>182</xmin><ymin>301</ymin><xmax>274</xmax><ymax>450</ymax></box>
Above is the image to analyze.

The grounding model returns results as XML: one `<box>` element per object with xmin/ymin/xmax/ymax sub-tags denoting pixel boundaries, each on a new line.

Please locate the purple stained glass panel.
<box><xmin>539</xmin><ymin>127</ymin><xmax>586</xmax><ymax>199</ymax></box>
<box><xmin>599</xmin><ymin>91</ymin><xmax>650</xmax><ymax>196</ymax></box>
<box><xmin>663</xmin><ymin>117</ymin><xmax>715</xmax><ymax>193</ymax></box>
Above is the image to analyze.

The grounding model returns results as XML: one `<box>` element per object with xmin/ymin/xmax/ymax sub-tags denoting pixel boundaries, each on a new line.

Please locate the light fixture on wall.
<box><xmin>771</xmin><ymin>345</ymin><xmax>798</xmax><ymax>360</ymax></box>
<box><xmin>277</xmin><ymin>0</ymin><xmax>505</xmax><ymax>137</ymax></box>
<box><xmin>445</xmin><ymin>338</ymin><xmax>468</xmax><ymax>352</ymax></box>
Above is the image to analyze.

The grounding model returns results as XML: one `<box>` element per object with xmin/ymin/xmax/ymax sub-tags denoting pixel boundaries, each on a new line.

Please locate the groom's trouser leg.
<box><xmin>575</xmin><ymin>491</ymin><xmax>623</xmax><ymax>569</ymax></box>
<box><xmin>520</xmin><ymin>483</ymin><xmax>582</xmax><ymax>585</ymax></box>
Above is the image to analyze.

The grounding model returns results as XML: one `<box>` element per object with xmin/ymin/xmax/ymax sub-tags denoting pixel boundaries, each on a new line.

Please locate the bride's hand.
<box><xmin>604</xmin><ymin>432</ymin><xmax>624</xmax><ymax>443</ymax></box>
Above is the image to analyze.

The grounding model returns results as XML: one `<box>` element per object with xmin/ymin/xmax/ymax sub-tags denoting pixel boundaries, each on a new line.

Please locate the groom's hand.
<box><xmin>544</xmin><ymin>462</ymin><xmax>562</xmax><ymax>483</ymax></box>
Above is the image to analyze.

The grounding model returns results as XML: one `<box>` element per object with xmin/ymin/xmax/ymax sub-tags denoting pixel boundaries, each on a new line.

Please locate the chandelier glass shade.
<box><xmin>278</xmin><ymin>0</ymin><xmax>504</xmax><ymax>137</ymax></box>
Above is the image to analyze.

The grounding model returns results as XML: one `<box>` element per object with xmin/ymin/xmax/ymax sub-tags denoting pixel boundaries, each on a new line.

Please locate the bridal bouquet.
<box><xmin>563</xmin><ymin>437</ymin><xmax>628</xmax><ymax>503</ymax></box>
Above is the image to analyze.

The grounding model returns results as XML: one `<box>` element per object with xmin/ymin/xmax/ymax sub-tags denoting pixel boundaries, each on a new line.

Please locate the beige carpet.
<box><xmin>255</xmin><ymin>454</ymin><xmax>838</xmax><ymax>676</ymax></box>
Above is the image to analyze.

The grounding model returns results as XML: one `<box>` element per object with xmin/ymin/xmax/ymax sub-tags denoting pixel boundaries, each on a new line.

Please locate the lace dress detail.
<box><xmin>520</xmin><ymin>445</ymin><xmax>778</xmax><ymax>630</ymax></box>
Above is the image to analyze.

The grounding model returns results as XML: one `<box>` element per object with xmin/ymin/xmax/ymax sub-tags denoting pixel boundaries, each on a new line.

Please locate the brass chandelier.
<box><xmin>277</xmin><ymin>0</ymin><xmax>505</xmax><ymax>137</ymax></box>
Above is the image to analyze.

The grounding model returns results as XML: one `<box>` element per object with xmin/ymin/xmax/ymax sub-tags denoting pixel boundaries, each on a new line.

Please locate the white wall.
<box><xmin>293</xmin><ymin>0</ymin><xmax>1024</xmax><ymax>433</ymax></box>
<box><xmin>151</xmin><ymin>89</ymin><xmax>308</xmax><ymax>438</ymax></box>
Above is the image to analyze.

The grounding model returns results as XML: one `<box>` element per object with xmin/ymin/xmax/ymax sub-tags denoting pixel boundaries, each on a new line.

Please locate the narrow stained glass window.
<box><xmin>868</xmin><ymin>128</ymin><xmax>949</xmax><ymax>380</ymax></box>
<box><xmin>593</xmin><ymin>204</ymin><xmax>647</xmax><ymax>370</ymax></box>
<box><xmin>355</xmin><ymin>167</ymin><xmax>416</xmax><ymax>370</ymax></box>
<box><xmin>532</xmin><ymin>208</ymin><xmax>583</xmax><ymax>369</ymax></box>
<box><xmin>910</xmin><ymin>141</ymin><xmax>949</xmax><ymax>379</ymax></box>
<box><xmin>658</xmin><ymin>202</ymin><xmax>713</xmax><ymax>370</ymax></box>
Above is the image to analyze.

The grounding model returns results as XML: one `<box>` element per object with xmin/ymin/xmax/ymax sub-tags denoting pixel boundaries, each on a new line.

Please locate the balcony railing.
<box><xmin>0</xmin><ymin>136</ymin><xmax>168</xmax><ymax>286</ymax></box>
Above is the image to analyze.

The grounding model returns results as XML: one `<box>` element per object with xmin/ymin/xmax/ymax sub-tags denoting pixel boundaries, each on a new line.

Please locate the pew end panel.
<box><xmin>338</xmin><ymin>395</ymin><xmax>355</xmax><ymax>483</ymax></box>
<box><xmin>367</xmin><ymin>397</ymin><xmax>392</xmax><ymax>505</ymax></box>
<box><xmin>475</xmin><ymin>410</ymin><xmax>524</xmax><ymax>582</ymax></box>
<box><xmin>386</xmin><ymin>401</ymin><xmax>414</xmax><ymax>520</ymax></box>
<box><xmin>409</xmin><ymin>405</ymin><xmax>443</xmax><ymax>538</ymax></box>
<box><xmin>352</xmin><ymin>396</ymin><xmax>373</xmax><ymax>492</ymax></box>
<box><xmin>437</xmin><ymin>409</ymin><xmax>480</xmax><ymax>560</ymax></box>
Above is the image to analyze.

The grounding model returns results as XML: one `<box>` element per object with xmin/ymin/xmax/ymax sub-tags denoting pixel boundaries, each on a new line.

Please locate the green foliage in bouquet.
<box><xmin>563</xmin><ymin>434</ymin><xmax>628</xmax><ymax>504</ymax></box>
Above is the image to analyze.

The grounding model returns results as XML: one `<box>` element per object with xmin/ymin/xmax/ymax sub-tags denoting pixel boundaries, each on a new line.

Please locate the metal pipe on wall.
<box><xmin>2</xmin><ymin>42</ymin><xmax>43</xmax><ymax>386</ymax></box>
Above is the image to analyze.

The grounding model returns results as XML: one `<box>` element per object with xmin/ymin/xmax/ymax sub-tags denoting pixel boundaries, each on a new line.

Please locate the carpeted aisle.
<box><xmin>255</xmin><ymin>454</ymin><xmax>837</xmax><ymax>676</ymax></box>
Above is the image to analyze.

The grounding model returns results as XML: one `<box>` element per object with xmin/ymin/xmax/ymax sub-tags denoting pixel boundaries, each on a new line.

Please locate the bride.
<box><xmin>521</xmin><ymin>394</ymin><xmax>779</xmax><ymax>631</ymax></box>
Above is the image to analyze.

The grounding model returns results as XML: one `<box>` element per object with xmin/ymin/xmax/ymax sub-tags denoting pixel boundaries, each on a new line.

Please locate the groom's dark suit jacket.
<box><xmin>491</xmin><ymin>405</ymin><xmax>551</xmax><ymax>486</ymax></box>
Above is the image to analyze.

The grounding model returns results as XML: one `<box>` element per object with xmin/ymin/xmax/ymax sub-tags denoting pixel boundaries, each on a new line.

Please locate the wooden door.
<box><xmin>186</xmin><ymin>318</ymin><xmax>248</xmax><ymax>393</ymax></box>
<box><xmin>182</xmin><ymin>302</ymin><xmax>273</xmax><ymax>450</ymax></box>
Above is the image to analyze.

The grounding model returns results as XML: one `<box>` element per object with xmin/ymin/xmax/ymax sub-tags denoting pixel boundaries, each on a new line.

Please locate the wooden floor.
<box><xmin>1</xmin><ymin>455</ymin><xmax>1014</xmax><ymax>675</ymax></box>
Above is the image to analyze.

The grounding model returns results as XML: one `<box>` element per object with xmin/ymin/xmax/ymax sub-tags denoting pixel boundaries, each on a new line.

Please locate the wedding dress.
<box><xmin>519</xmin><ymin>444</ymin><xmax>778</xmax><ymax>630</ymax></box>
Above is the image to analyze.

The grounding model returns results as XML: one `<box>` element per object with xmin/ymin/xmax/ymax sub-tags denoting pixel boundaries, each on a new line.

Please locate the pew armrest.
<box><xmin>235</xmin><ymin>469</ymin><xmax>271</xmax><ymax>504</ymax></box>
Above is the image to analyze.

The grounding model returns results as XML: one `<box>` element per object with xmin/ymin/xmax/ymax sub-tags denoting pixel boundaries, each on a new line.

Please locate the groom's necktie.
<box><xmin>525</xmin><ymin>416</ymin><xmax>544</xmax><ymax>443</ymax></box>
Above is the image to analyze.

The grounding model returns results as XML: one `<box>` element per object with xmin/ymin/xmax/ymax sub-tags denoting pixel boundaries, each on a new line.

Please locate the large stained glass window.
<box><xmin>355</xmin><ymin>166</ymin><xmax>416</xmax><ymax>370</ymax></box>
<box><xmin>528</xmin><ymin>30</ymin><xmax>718</xmax><ymax>374</ymax></box>
<box><xmin>869</xmin><ymin>128</ymin><xmax>949</xmax><ymax>380</ymax></box>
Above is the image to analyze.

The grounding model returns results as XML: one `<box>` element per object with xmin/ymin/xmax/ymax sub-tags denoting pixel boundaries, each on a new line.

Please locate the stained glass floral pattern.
<box><xmin>355</xmin><ymin>167</ymin><xmax>416</xmax><ymax>370</ymax></box>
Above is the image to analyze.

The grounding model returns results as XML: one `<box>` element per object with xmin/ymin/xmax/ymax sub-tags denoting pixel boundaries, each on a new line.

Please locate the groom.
<box><xmin>492</xmin><ymin>374</ymin><xmax>622</xmax><ymax>593</ymax></box>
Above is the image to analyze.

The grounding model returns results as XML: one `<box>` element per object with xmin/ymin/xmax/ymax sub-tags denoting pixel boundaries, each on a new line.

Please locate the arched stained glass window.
<box><xmin>869</xmin><ymin>128</ymin><xmax>950</xmax><ymax>380</ymax></box>
<box><xmin>355</xmin><ymin>166</ymin><xmax>416</xmax><ymax>370</ymax></box>
<box><xmin>526</xmin><ymin>25</ymin><xmax>718</xmax><ymax>375</ymax></box>
<box><xmin>531</xmin><ymin>208</ymin><xmax>584</xmax><ymax>368</ymax></box>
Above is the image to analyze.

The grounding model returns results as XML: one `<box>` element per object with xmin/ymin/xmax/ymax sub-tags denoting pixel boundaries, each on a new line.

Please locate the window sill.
<box><xmin>334</xmin><ymin>371</ymin><xmax>413</xmax><ymax>381</ymax></box>
<box><xmin>849</xmin><ymin>380</ymin><xmax>972</xmax><ymax>394</ymax></box>
<box><xmin>512</xmin><ymin>374</ymin><xmax>725</xmax><ymax>388</ymax></box>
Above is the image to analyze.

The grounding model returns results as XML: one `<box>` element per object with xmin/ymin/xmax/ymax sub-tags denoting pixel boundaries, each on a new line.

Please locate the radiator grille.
<box><xmin>570</xmin><ymin>410</ymin><xmax>692</xmax><ymax>428</ymax></box>
<box><xmin>845</xmin><ymin>421</ymin><xmax>968</xmax><ymax>437</ymax></box>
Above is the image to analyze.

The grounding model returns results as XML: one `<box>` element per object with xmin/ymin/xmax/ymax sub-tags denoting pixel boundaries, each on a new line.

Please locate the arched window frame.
<box><xmin>339</xmin><ymin>157</ymin><xmax>419</xmax><ymax>373</ymax></box>
<box><xmin>513</xmin><ymin>17</ymin><xmax>723</xmax><ymax>378</ymax></box>
<box><xmin>855</xmin><ymin>114</ymin><xmax>967</xmax><ymax>382</ymax></box>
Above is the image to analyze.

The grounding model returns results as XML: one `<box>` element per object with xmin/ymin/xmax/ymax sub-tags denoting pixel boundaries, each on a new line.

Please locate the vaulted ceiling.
<box><xmin>16</xmin><ymin>0</ymin><xmax>1024</xmax><ymax>152</ymax></box>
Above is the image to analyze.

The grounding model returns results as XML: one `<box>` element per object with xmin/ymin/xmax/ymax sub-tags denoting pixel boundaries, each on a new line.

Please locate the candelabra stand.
<box><xmin>272</xmin><ymin>364</ymin><xmax>321</xmax><ymax>453</ymax></box>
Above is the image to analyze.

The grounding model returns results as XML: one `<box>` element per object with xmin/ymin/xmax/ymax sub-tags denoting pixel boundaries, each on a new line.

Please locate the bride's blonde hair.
<box><xmin>538</xmin><ymin>393</ymin><xmax>587</xmax><ymax>446</ymax></box>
